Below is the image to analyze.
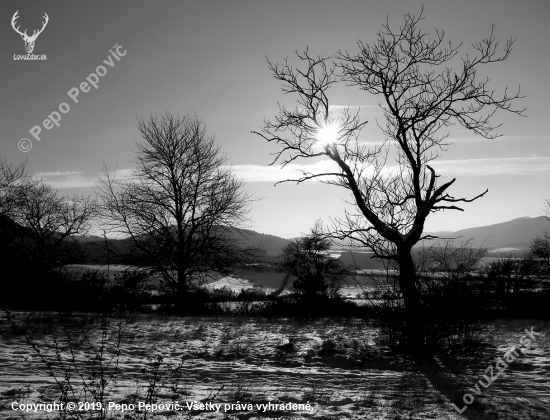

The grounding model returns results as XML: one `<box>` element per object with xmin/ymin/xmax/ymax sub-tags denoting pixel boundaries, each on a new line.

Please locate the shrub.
<box><xmin>279</xmin><ymin>221</ymin><xmax>348</xmax><ymax>299</ymax></box>
<box><xmin>367</xmin><ymin>241</ymin><xmax>490</xmax><ymax>353</ymax></box>
<box><xmin>109</xmin><ymin>268</ymin><xmax>152</xmax><ymax>310</ymax></box>
<box><xmin>72</xmin><ymin>269</ymin><xmax>110</xmax><ymax>311</ymax></box>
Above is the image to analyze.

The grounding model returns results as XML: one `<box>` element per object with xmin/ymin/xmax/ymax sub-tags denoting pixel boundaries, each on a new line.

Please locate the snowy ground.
<box><xmin>0</xmin><ymin>313</ymin><xmax>549</xmax><ymax>420</ymax></box>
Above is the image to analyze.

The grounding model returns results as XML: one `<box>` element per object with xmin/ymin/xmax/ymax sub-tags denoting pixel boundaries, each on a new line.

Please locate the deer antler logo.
<box><xmin>11</xmin><ymin>11</ymin><xmax>49</xmax><ymax>54</ymax></box>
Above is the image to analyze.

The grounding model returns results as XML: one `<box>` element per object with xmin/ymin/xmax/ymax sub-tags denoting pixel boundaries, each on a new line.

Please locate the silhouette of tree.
<box><xmin>544</xmin><ymin>199</ymin><xmax>550</xmax><ymax>221</ymax></box>
<box><xmin>0</xmin><ymin>157</ymin><xmax>27</xmax><ymax>216</ymax></box>
<box><xmin>416</xmin><ymin>239</ymin><xmax>485</xmax><ymax>283</ymax></box>
<box><xmin>6</xmin><ymin>178</ymin><xmax>95</xmax><ymax>276</ymax></box>
<box><xmin>529</xmin><ymin>235</ymin><xmax>550</xmax><ymax>281</ymax></box>
<box><xmin>98</xmin><ymin>113</ymin><xmax>255</xmax><ymax>312</ymax></box>
<box><xmin>279</xmin><ymin>221</ymin><xmax>347</xmax><ymax>298</ymax></box>
<box><xmin>255</xmin><ymin>8</ymin><xmax>525</xmax><ymax>354</ymax></box>
<box><xmin>527</xmin><ymin>200</ymin><xmax>550</xmax><ymax>281</ymax></box>
<box><xmin>487</xmin><ymin>255</ymin><xmax>535</xmax><ymax>295</ymax></box>
<box><xmin>0</xmin><ymin>157</ymin><xmax>28</xmax><ymax>288</ymax></box>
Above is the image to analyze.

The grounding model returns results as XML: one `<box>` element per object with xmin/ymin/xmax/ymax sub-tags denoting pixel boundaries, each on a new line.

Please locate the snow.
<box><xmin>0</xmin><ymin>313</ymin><xmax>548</xmax><ymax>419</ymax></box>
<box><xmin>487</xmin><ymin>248</ymin><xmax>521</xmax><ymax>253</ymax></box>
<box><xmin>208</xmin><ymin>276</ymin><xmax>264</xmax><ymax>292</ymax></box>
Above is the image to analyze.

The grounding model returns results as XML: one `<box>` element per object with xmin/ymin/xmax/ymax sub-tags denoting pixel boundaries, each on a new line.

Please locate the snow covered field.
<box><xmin>0</xmin><ymin>313</ymin><xmax>549</xmax><ymax>420</ymax></box>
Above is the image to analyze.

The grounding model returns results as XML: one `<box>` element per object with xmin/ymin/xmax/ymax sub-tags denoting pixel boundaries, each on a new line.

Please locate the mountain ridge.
<box><xmin>5</xmin><ymin>214</ymin><xmax>549</xmax><ymax>258</ymax></box>
<box><xmin>420</xmin><ymin>216</ymin><xmax>549</xmax><ymax>249</ymax></box>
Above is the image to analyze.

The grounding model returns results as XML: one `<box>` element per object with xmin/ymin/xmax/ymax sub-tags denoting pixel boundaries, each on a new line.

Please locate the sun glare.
<box><xmin>316</xmin><ymin>122</ymin><xmax>340</xmax><ymax>146</ymax></box>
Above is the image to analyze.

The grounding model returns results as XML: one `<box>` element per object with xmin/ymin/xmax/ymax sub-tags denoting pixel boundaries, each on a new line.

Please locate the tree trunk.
<box><xmin>177</xmin><ymin>263</ymin><xmax>188</xmax><ymax>314</ymax></box>
<box><xmin>396</xmin><ymin>247</ymin><xmax>425</xmax><ymax>355</ymax></box>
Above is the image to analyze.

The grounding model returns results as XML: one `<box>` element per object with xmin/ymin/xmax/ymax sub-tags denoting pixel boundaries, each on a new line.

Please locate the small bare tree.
<box><xmin>279</xmin><ymin>221</ymin><xmax>347</xmax><ymax>298</ymax></box>
<box><xmin>6</xmin><ymin>178</ymin><xmax>96</xmax><ymax>275</ymax></box>
<box><xmin>98</xmin><ymin>113</ymin><xmax>254</xmax><ymax>312</ymax></box>
<box><xmin>526</xmin><ymin>200</ymin><xmax>550</xmax><ymax>282</ymax></box>
<box><xmin>0</xmin><ymin>157</ymin><xmax>27</xmax><ymax>216</ymax></box>
<box><xmin>1</xmin><ymin>157</ymin><xmax>28</xmax><ymax>287</ymax></box>
<box><xmin>416</xmin><ymin>239</ymin><xmax>486</xmax><ymax>282</ymax></box>
<box><xmin>255</xmin><ymin>8</ymin><xmax>524</xmax><ymax>353</ymax></box>
<box><xmin>487</xmin><ymin>256</ymin><xmax>534</xmax><ymax>295</ymax></box>
<box><xmin>528</xmin><ymin>235</ymin><xmax>550</xmax><ymax>281</ymax></box>
<box><xmin>544</xmin><ymin>199</ymin><xmax>550</xmax><ymax>221</ymax></box>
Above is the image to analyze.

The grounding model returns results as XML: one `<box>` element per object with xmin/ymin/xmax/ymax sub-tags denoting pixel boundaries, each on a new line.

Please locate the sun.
<box><xmin>316</xmin><ymin>122</ymin><xmax>340</xmax><ymax>146</ymax></box>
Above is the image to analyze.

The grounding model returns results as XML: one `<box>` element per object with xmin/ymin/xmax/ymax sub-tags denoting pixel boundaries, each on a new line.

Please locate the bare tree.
<box><xmin>528</xmin><ymin>235</ymin><xmax>550</xmax><ymax>281</ymax></box>
<box><xmin>527</xmin><ymin>199</ymin><xmax>550</xmax><ymax>281</ymax></box>
<box><xmin>0</xmin><ymin>157</ymin><xmax>27</xmax><ymax>216</ymax></box>
<box><xmin>98</xmin><ymin>113</ymin><xmax>255</xmax><ymax>312</ymax></box>
<box><xmin>416</xmin><ymin>239</ymin><xmax>485</xmax><ymax>283</ymax></box>
<box><xmin>6</xmin><ymin>178</ymin><xmax>96</xmax><ymax>275</ymax></box>
<box><xmin>543</xmin><ymin>199</ymin><xmax>550</xmax><ymax>221</ymax></box>
<box><xmin>0</xmin><ymin>157</ymin><xmax>28</xmax><ymax>285</ymax></box>
<box><xmin>254</xmin><ymin>9</ymin><xmax>524</xmax><ymax>353</ymax></box>
<box><xmin>279</xmin><ymin>221</ymin><xmax>347</xmax><ymax>298</ymax></box>
<box><xmin>487</xmin><ymin>255</ymin><xmax>535</xmax><ymax>295</ymax></box>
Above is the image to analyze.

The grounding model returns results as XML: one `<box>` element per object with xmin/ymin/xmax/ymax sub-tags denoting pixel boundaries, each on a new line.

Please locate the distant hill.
<box><xmin>238</xmin><ymin>229</ymin><xmax>290</xmax><ymax>256</ymax></box>
<box><xmin>77</xmin><ymin>227</ymin><xmax>291</xmax><ymax>263</ymax></box>
<box><xmin>419</xmin><ymin>216</ymin><xmax>550</xmax><ymax>249</ymax></box>
<box><xmin>6</xmin><ymin>212</ymin><xmax>548</xmax><ymax>262</ymax></box>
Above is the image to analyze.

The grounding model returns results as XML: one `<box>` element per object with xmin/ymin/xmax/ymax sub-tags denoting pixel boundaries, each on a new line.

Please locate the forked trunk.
<box><xmin>396</xmin><ymin>247</ymin><xmax>425</xmax><ymax>355</ymax></box>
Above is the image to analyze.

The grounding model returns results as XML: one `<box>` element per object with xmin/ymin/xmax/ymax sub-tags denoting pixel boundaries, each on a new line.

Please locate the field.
<box><xmin>1</xmin><ymin>313</ymin><xmax>549</xmax><ymax>420</ymax></box>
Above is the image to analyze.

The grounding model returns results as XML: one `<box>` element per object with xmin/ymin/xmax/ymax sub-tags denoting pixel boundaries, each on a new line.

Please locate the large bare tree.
<box><xmin>98</xmin><ymin>113</ymin><xmax>254</xmax><ymax>311</ymax></box>
<box><xmin>254</xmin><ymin>9</ymin><xmax>525</xmax><ymax>353</ymax></box>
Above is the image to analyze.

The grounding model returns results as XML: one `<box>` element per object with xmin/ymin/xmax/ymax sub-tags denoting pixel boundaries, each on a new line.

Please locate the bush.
<box><xmin>367</xmin><ymin>241</ymin><xmax>490</xmax><ymax>353</ymax></box>
<box><xmin>419</xmin><ymin>277</ymin><xmax>489</xmax><ymax>351</ymax></box>
<box><xmin>71</xmin><ymin>269</ymin><xmax>110</xmax><ymax>311</ymax></box>
<box><xmin>2</xmin><ymin>269</ymin><xmax>75</xmax><ymax>311</ymax></box>
<box><xmin>279</xmin><ymin>222</ymin><xmax>348</xmax><ymax>299</ymax></box>
<box><xmin>109</xmin><ymin>268</ymin><xmax>152</xmax><ymax>310</ymax></box>
<box><xmin>258</xmin><ymin>294</ymin><xmax>364</xmax><ymax>318</ymax></box>
<box><xmin>485</xmin><ymin>255</ymin><xmax>537</xmax><ymax>295</ymax></box>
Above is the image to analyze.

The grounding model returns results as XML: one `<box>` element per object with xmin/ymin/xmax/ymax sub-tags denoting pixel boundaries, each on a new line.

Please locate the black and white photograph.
<box><xmin>1</xmin><ymin>1</ymin><xmax>549</xmax><ymax>419</ymax></box>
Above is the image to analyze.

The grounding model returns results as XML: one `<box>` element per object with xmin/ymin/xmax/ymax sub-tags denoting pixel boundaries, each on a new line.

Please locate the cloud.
<box><xmin>32</xmin><ymin>171</ymin><xmax>91</xmax><ymax>189</ymax></box>
<box><xmin>431</xmin><ymin>157</ymin><xmax>550</xmax><ymax>176</ymax></box>
<box><xmin>233</xmin><ymin>156</ymin><xmax>550</xmax><ymax>182</ymax></box>
<box><xmin>32</xmin><ymin>169</ymin><xmax>134</xmax><ymax>189</ymax></box>
<box><xmin>40</xmin><ymin>164</ymin><xmax>339</xmax><ymax>187</ymax></box>
<box><xmin>33</xmin><ymin>171</ymin><xmax>83</xmax><ymax>177</ymax></box>
<box><xmin>231</xmin><ymin>160</ymin><xmax>340</xmax><ymax>183</ymax></box>
<box><xmin>34</xmin><ymin>156</ymin><xmax>550</xmax><ymax>189</ymax></box>
<box><xmin>443</xmin><ymin>134</ymin><xmax>548</xmax><ymax>143</ymax></box>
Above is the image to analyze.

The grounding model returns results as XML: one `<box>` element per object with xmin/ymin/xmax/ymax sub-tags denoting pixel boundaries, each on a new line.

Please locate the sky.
<box><xmin>1</xmin><ymin>0</ymin><xmax>549</xmax><ymax>239</ymax></box>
